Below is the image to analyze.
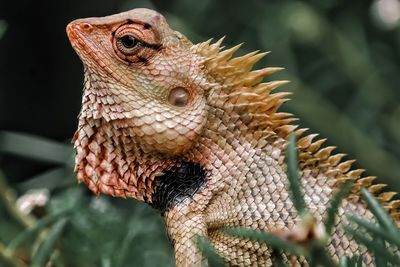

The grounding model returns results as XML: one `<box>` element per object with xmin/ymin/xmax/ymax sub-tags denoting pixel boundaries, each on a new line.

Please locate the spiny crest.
<box><xmin>192</xmin><ymin>38</ymin><xmax>400</xmax><ymax>225</ymax></box>
<box><xmin>191</xmin><ymin>38</ymin><xmax>292</xmax><ymax>139</ymax></box>
<box><xmin>192</xmin><ymin>37</ymin><xmax>285</xmax><ymax>88</ymax></box>
<box><xmin>297</xmin><ymin>133</ymin><xmax>400</xmax><ymax>225</ymax></box>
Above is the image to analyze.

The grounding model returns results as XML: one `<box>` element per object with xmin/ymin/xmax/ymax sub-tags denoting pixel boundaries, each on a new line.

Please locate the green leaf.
<box><xmin>101</xmin><ymin>256</ymin><xmax>112</xmax><ymax>267</ymax></box>
<box><xmin>344</xmin><ymin>225</ymin><xmax>400</xmax><ymax>266</ymax></box>
<box><xmin>49</xmin><ymin>250</ymin><xmax>64</xmax><ymax>267</ymax></box>
<box><xmin>7</xmin><ymin>209</ymin><xmax>72</xmax><ymax>253</ymax></box>
<box><xmin>196</xmin><ymin>236</ymin><xmax>225</xmax><ymax>267</ymax></box>
<box><xmin>357</xmin><ymin>256</ymin><xmax>363</xmax><ymax>267</ymax></box>
<box><xmin>347</xmin><ymin>214</ymin><xmax>400</xmax><ymax>247</ymax></box>
<box><xmin>339</xmin><ymin>256</ymin><xmax>350</xmax><ymax>267</ymax></box>
<box><xmin>308</xmin><ymin>243</ymin><xmax>336</xmax><ymax>267</ymax></box>
<box><xmin>114</xmin><ymin>221</ymin><xmax>143</xmax><ymax>267</ymax></box>
<box><xmin>17</xmin><ymin>167</ymin><xmax>74</xmax><ymax>192</ymax></box>
<box><xmin>374</xmin><ymin>237</ymin><xmax>387</xmax><ymax>267</ymax></box>
<box><xmin>360</xmin><ymin>188</ymin><xmax>397</xmax><ymax>232</ymax></box>
<box><xmin>286</xmin><ymin>134</ymin><xmax>307</xmax><ymax>216</ymax></box>
<box><xmin>343</xmin><ymin>255</ymin><xmax>362</xmax><ymax>267</ymax></box>
<box><xmin>224</xmin><ymin>228</ymin><xmax>309</xmax><ymax>257</ymax></box>
<box><xmin>31</xmin><ymin>218</ymin><xmax>68</xmax><ymax>267</ymax></box>
<box><xmin>271</xmin><ymin>250</ymin><xmax>290</xmax><ymax>267</ymax></box>
<box><xmin>0</xmin><ymin>131</ymin><xmax>73</xmax><ymax>165</ymax></box>
<box><xmin>325</xmin><ymin>181</ymin><xmax>353</xmax><ymax>234</ymax></box>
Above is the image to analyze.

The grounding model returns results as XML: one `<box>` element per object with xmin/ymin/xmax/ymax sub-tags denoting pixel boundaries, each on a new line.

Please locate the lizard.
<box><xmin>66</xmin><ymin>8</ymin><xmax>400</xmax><ymax>266</ymax></box>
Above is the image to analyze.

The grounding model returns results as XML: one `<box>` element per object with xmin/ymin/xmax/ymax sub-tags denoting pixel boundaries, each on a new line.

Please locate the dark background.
<box><xmin>0</xmin><ymin>0</ymin><xmax>399</xmax><ymax>266</ymax></box>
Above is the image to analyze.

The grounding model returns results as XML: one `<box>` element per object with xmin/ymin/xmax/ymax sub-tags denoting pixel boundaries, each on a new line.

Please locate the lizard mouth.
<box><xmin>66</xmin><ymin>21</ymin><xmax>97</xmax><ymax>61</ymax></box>
<box><xmin>66</xmin><ymin>21</ymin><xmax>124</xmax><ymax>83</ymax></box>
<box><xmin>66</xmin><ymin>21</ymin><xmax>138</xmax><ymax>94</ymax></box>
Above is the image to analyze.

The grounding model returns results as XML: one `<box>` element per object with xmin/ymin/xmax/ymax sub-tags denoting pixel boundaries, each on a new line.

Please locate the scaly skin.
<box><xmin>66</xmin><ymin>8</ymin><xmax>400</xmax><ymax>266</ymax></box>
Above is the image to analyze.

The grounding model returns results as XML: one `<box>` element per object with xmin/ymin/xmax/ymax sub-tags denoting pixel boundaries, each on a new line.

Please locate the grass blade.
<box><xmin>31</xmin><ymin>218</ymin><xmax>68</xmax><ymax>267</ymax></box>
<box><xmin>361</xmin><ymin>188</ymin><xmax>397</xmax><ymax>232</ymax></box>
<box><xmin>286</xmin><ymin>134</ymin><xmax>306</xmax><ymax>216</ymax></box>
<box><xmin>374</xmin><ymin>237</ymin><xmax>387</xmax><ymax>267</ymax></box>
<box><xmin>339</xmin><ymin>256</ymin><xmax>350</xmax><ymax>267</ymax></box>
<box><xmin>196</xmin><ymin>236</ymin><xmax>225</xmax><ymax>267</ymax></box>
<box><xmin>356</xmin><ymin>255</ymin><xmax>363</xmax><ymax>267</ymax></box>
<box><xmin>325</xmin><ymin>181</ymin><xmax>353</xmax><ymax>234</ymax></box>
<box><xmin>7</xmin><ymin>209</ymin><xmax>71</xmax><ymax>253</ymax></box>
<box><xmin>347</xmin><ymin>214</ymin><xmax>400</xmax><ymax>247</ymax></box>
<box><xmin>309</xmin><ymin>244</ymin><xmax>336</xmax><ymax>267</ymax></box>
<box><xmin>114</xmin><ymin>219</ymin><xmax>146</xmax><ymax>267</ymax></box>
<box><xmin>225</xmin><ymin>228</ymin><xmax>309</xmax><ymax>257</ymax></box>
<box><xmin>344</xmin><ymin>225</ymin><xmax>400</xmax><ymax>266</ymax></box>
<box><xmin>271</xmin><ymin>250</ymin><xmax>290</xmax><ymax>267</ymax></box>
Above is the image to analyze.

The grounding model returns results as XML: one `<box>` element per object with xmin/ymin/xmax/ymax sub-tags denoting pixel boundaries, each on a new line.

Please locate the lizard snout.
<box><xmin>66</xmin><ymin>20</ymin><xmax>94</xmax><ymax>40</ymax></box>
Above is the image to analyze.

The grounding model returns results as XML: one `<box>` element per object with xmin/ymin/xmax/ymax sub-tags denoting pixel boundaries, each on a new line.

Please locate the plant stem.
<box><xmin>0</xmin><ymin>241</ymin><xmax>26</xmax><ymax>267</ymax></box>
<box><xmin>0</xmin><ymin>170</ymin><xmax>35</xmax><ymax>228</ymax></box>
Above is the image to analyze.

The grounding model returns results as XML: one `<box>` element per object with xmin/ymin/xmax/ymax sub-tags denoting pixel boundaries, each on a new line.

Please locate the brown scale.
<box><xmin>67</xmin><ymin>8</ymin><xmax>399</xmax><ymax>266</ymax></box>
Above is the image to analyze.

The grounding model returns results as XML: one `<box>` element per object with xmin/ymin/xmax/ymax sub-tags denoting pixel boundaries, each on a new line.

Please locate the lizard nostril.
<box><xmin>78</xmin><ymin>22</ymin><xmax>93</xmax><ymax>32</ymax></box>
<box><xmin>66</xmin><ymin>21</ymin><xmax>93</xmax><ymax>37</ymax></box>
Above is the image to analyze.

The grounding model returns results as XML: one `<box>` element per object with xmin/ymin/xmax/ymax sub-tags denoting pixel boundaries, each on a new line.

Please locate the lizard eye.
<box><xmin>112</xmin><ymin>23</ymin><xmax>160</xmax><ymax>64</ymax></box>
<box><xmin>168</xmin><ymin>87</ymin><xmax>189</xmax><ymax>107</ymax></box>
<box><xmin>116</xmin><ymin>35</ymin><xmax>140</xmax><ymax>55</ymax></box>
<box><xmin>121</xmin><ymin>35</ymin><xmax>138</xmax><ymax>48</ymax></box>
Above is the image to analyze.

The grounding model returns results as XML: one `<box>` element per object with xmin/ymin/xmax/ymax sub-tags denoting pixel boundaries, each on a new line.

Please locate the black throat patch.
<box><xmin>151</xmin><ymin>162</ymin><xmax>207</xmax><ymax>215</ymax></box>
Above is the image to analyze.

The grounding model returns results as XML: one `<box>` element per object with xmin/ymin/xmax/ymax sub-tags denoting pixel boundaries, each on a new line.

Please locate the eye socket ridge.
<box><xmin>115</xmin><ymin>34</ymin><xmax>161</xmax><ymax>57</ymax></box>
<box><xmin>112</xmin><ymin>23</ymin><xmax>161</xmax><ymax>63</ymax></box>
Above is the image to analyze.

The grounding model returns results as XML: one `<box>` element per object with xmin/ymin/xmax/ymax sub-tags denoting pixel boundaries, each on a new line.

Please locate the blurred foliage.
<box><xmin>0</xmin><ymin>133</ymin><xmax>174</xmax><ymax>267</ymax></box>
<box><xmin>1</xmin><ymin>0</ymin><xmax>400</xmax><ymax>266</ymax></box>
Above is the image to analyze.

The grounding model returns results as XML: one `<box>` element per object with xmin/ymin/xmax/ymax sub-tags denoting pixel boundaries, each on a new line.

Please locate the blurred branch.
<box><xmin>0</xmin><ymin>170</ymin><xmax>35</xmax><ymax>228</ymax></box>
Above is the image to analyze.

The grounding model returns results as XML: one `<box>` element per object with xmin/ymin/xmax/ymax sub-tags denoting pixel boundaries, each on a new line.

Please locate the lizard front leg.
<box><xmin>165</xmin><ymin>208</ymin><xmax>207</xmax><ymax>267</ymax></box>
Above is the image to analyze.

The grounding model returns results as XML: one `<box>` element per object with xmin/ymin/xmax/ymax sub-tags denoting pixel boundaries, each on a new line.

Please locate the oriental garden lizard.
<box><xmin>66</xmin><ymin>8</ymin><xmax>400</xmax><ymax>266</ymax></box>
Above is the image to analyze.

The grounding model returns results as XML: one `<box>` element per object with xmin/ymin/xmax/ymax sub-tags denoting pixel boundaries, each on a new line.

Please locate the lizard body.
<box><xmin>66</xmin><ymin>8</ymin><xmax>400</xmax><ymax>266</ymax></box>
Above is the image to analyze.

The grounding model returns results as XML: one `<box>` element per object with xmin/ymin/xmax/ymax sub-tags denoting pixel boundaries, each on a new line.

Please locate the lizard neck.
<box><xmin>73</xmin><ymin>116</ymin><xmax>179</xmax><ymax>202</ymax></box>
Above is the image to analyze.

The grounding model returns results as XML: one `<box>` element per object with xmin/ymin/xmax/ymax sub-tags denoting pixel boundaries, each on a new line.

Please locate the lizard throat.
<box><xmin>151</xmin><ymin>162</ymin><xmax>208</xmax><ymax>215</ymax></box>
<box><xmin>73</xmin><ymin>117</ymin><xmax>179</xmax><ymax>201</ymax></box>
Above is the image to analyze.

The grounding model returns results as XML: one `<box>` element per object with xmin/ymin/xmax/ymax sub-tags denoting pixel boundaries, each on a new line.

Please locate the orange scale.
<box><xmin>99</xmin><ymin>183</ymin><xmax>115</xmax><ymax>196</ymax></box>
<box><xmin>114</xmin><ymin>189</ymin><xmax>126</xmax><ymax>198</ymax></box>
<box><xmin>87</xmin><ymin>180</ymin><xmax>99</xmax><ymax>194</ymax></box>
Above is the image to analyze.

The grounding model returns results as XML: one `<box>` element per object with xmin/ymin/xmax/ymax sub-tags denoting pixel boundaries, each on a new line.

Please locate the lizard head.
<box><xmin>67</xmin><ymin>8</ymin><xmax>210</xmax><ymax>156</ymax></box>
<box><xmin>67</xmin><ymin>8</ymin><xmax>214</xmax><ymax>200</ymax></box>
